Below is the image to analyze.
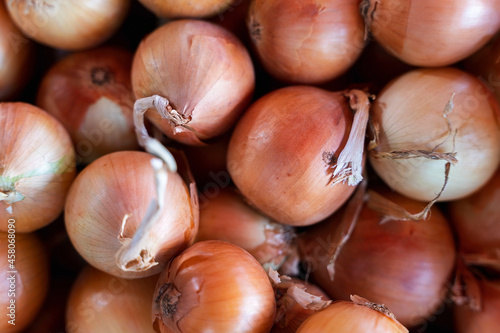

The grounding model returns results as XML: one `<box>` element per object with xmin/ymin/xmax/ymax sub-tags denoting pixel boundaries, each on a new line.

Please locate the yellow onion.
<box><xmin>368</xmin><ymin>67</ymin><xmax>500</xmax><ymax>202</ymax></box>
<box><xmin>0</xmin><ymin>232</ymin><xmax>49</xmax><ymax>333</ymax></box>
<box><xmin>0</xmin><ymin>102</ymin><xmax>76</xmax><ymax>232</ymax></box>
<box><xmin>66</xmin><ymin>265</ymin><xmax>158</xmax><ymax>333</ymax></box>
<box><xmin>131</xmin><ymin>19</ymin><xmax>254</xmax><ymax>146</ymax></box>
<box><xmin>37</xmin><ymin>46</ymin><xmax>138</xmax><ymax>165</ymax></box>
<box><xmin>296</xmin><ymin>295</ymin><xmax>408</xmax><ymax>332</ymax></box>
<box><xmin>247</xmin><ymin>0</ymin><xmax>365</xmax><ymax>84</ymax></box>
<box><xmin>138</xmin><ymin>0</ymin><xmax>235</xmax><ymax>18</ymax></box>
<box><xmin>152</xmin><ymin>240</ymin><xmax>276</xmax><ymax>333</ymax></box>
<box><xmin>227</xmin><ymin>86</ymin><xmax>371</xmax><ymax>226</ymax></box>
<box><xmin>363</xmin><ymin>0</ymin><xmax>500</xmax><ymax>67</ymax></box>
<box><xmin>65</xmin><ymin>150</ymin><xmax>198</xmax><ymax>279</ymax></box>
<box><xmin>298</xmin><ymin>189</ymin><xmax>456</xmax><ymax>327</ymax></box>
<box><xmin>6</xmin><ymin>0</ymin><xmax>130</xmax><ymax>50</ymax></box>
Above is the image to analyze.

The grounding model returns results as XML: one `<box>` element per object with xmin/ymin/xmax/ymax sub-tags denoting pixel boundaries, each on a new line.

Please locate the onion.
<box><xmin>37</xmin><ymin>46</ymin><xmax>138</xmax><ymax>165</ymax></box>
<box><xmin>227</xmin><ymin>85</ymin><xmax>371</xmax><ymax>226</ymax></box>
<box><xmin>0</xmin><ymin>232</ymin><xmax>49</xmax><ymax>332</ymax></box>
<box><xmin>296</xmin><ymin>295</ymin><xmax>408</xmax><ymax>332</ymax></box>
<box><xmin>138</xmin><ymin>0</ymin><xmax>235</xmax><ymax>18</ymax></box>
<box><xmin>0</xmin><ymin>1</ymin><xmax>34</xmax><ymax>100</ymax></box>
<box><xmin>66</xmin><ymin>265</ymin><xmax>158</xmax><ymax>333</ymax></box>
<box><xmin>247</xmin><ymin>0</ymin><xmax>365</xmax><ymax>84</ymax></box>
<box><xmin>298</xmin><ymin>189</ymin><xmax>457</xmax><ymax>327</ymax></box>
<box><xmin>0</xmin><ymin>102</ymin><xmax>76</xmax><ymax>232</ymax></box>
<box><xmin>152</xmin><ymin>240</ymin><xmax>276</xmax><ymax>333</ymax></box>
<box><xmin>197</xmin><ymin>187</ymin><xmax>298</xmax><ymax>271</ymax></box>
<box><xmin>368</xmin><ymin>67</ymin><xmax>500</xmax><ymax>202</ymax></box>
<box><xmin>131</xmin><ymin>19</ymin><xmax>255</xmax><ymax>146</ymax></box>
<box><xmin>363</xmin><ymin>0</ymin><xmax>500</xmax><ymax>67</ymax></box>
<box><xmin>6</xmin><ymin>0</ymin><xmax>130</xmax><ymax>50</ymax></box>
<box><xmin>64</xmin><ymin>150</ymin><xmax>198</xmax><ymax>279</ymax></box>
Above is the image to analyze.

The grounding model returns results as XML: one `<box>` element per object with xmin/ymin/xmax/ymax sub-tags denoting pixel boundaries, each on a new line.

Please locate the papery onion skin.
<box><xmin>131</xmin><ymin>19</ymin><xmax>255</xmax><ymax>146</ymax></box>
<box><xmin>6</xmin><ymin>0</ymin><xmax>130</xmax><ymax>50</ymax></box>
<box><xmin>37</xmin><ymin>46</ymin><xmax>138</xmax><ymax>165</ymax></box>
<box><xmin>227</xmin><ymin>85</ymin><xmax>355</xmax><ymax>226</ymax></box>
<box><xmin>298</xmin><ymin>190</ymin><xmax>456</xmax><ymax>327</ymax></box>
<box><xmin>365</xmin><ymin>0</ymin><xmax>500</xmax><ymax>67</ymax></box>
<box><xmin>152</xmin><ymin>240</ymin><xmax>276</xmax><ymax>333</ymax></box>
<box><xmin>247</xmin><ymin>0</ymin><xmax>365</xmax><ymax>84</ymax></box>
<box><xmin>66</xmin><ymin>265</ymin><xmax>158</xmax><ymax>333</ymax></box>
<box><xmin>65</xmin><ymin>151</ymin><xmax>197</xmax><ymax>279</ymax></box>
<box><xmin>138</xmin><ymin>0</ymin><xmax>235</xmax><ymax>18</ymax></box>
<box><xmin>368</xmin><ymin>67</ymin><xmax>500</xmax><ymax>202</ymax></box>
<box><xmin>0</xmin><ymin>102</ymin><xmax>76</xmax><ymax>232</ymax></box>
<box><xmin>0</xmin><ymin>232</ymin><xmax>49</xmax><ymax>333</ymax></box>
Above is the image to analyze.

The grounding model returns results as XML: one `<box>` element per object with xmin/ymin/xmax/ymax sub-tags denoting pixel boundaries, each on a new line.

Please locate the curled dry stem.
<box><xmin>451</xmin><ymin>258</ymin><xmax>482</xmax><ymax>311</ymax></box>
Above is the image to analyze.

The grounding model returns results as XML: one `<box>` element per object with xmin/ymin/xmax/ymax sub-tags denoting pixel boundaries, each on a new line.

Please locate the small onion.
<box><xmin>0</xmin><ymin>102</ymin><xmax>76</xmax><ymax>232</ymax></box>
<box><xmin>138</xmin><ymin>0</ymin><xmax>235</xmax><ymax>18</ymax></box>
<box><xmin>66</xmin><ymin>265</ymin><xmax>158</xmax><ymax>333</ymax></box>
<box><xmin>131</xmin><ymin>19</ymin><xmax>254</xmax><ymax>146</ymax></box>
<box><xmin>296</xmin><ymin>295</ymin><xmax>408</xmax><ymax>333</ymax></box>
<box><xmin>37</xmin><ymin>46</ymin><xmax>138</xmax><ymax>165</ymax></box>
<box><xmin>227</xmin><ymin>85</ymin><xmax>371</xmax><ymax>226</ymax></box>
<box><xmin>6</xmin><ymin>0</ymin><xmax>130</xmax><ymax>50</ymax></box>
<box><xmin>0</xmin><ymin>232</ymin><xmax>49</xmax><ymax>333</ymax></box>
<box><xmin>152</xmin><ymin>240</ymin><xmax>276</xmax><ymax>333</ymax></box>
<box><xmin>363</xmin><ymin>0</ymin><xmax>500</xmax><ymax>67</ymax></box>
<box><xmin>64</xmin><ymin>150</ymin><xmax>198</xmax><ymax>279</ymax></box>
<box><xmin>368</xmin><ymin>67</ymin><xmax>500</xmax><ymax>202</ymax></box>
<box><xmin>247</xmin><ymin>0</ymin><xmax>365</xmax><ymax>84</ymax></box>
<box><xmin>298</xmin><ymin>189</ymin><xmax>456</xmax><ymax>327</ymax></box>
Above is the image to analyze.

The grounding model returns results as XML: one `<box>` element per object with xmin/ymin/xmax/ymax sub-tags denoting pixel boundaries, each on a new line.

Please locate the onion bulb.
<box><xmin>66</xmin><ymin>265</ymin><xmax>158</xmax><ymax>333</ymax></box>
<box><xmin>0</xmin><ymin>102</ymin><xmax>76</xmax><ymax>232</ymax></box>
<box><xmin>138</xmin><ymin>0</ymin><xmax>235</xmax><ymax>18</ymax></box>
<box><xmin>296</xmin><ymin>295</ymin><xmax>408</xmax><ymax>332</ymax></box>
<box><xmin>152</xmin><ymin>240</ymin><xmax>276</xmax><ymax>333</ymax></box>
<box><xmin>247</xmin><ymin>0</ymin><xmax>365</xmax><ymax>84</ymax></box>
<box><xmin>6</xmin><ymin>0</ymin><xmax>130</xmax><ymax>50</ymax></box>
<box><xmin>227</xmin><ymin>85</ymin><xmax>371</xmax><ymax>226</ymax></box>
<box><xmin>37</xmin><ymin>46</ymin><xmax>138</xmax><ymax>165</ymax></box>
<box><xmin>298</xmin><ymin>189</ymin><xmax>456</xmax><ymax>327</ymax></box>
<box><xmin>368</xmin><ymin>67</ymin><xmax>500</xmax><ymax>202</ymax></box>
<box><xmin>131</xmin><ymin>19</ymin><xmax>254</xmax><ymax>146</ymax></box>
<box><xmin>65</xmin><ymin>150</ymin><xmax>198</xmax><ymax>279</ymax></box>
<box><xmin>0</xmin><ymin>232</ymin><xmax>49</xmax><ymax>333</ymax></box>
<box><xmin>363</xmin><ymin>0</ymin><xmax>500</xmax><ymax>67</ymax></box>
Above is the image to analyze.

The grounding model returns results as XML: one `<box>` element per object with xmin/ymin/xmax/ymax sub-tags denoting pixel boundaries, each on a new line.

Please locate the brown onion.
<box><xmin>227</xmin><ymin>86</ymin><xmax>371</xmax><ymax>226</ymax></box>
<box><xmin>247</xmin><ymin>0</ymin><xmax>365</xmax><ymax>84</ymax></box>
<box><xmin>138</xmin><ymin>0</ymin><xmax>235</xmax><ymax>18</ymax></box>
<box><xmin>368</xmin><ymin>67</ymin><xmax>500</xmax><ymax>202</ymax></box>
<box><xmin>6</xmin><ymin>0</ymin><xmax>130</xmax><ymax>50</ymax></box>
<box><xmin>66</xmin><ymin>265</ymin><xmax>158</xmax><ymax>333</ymax></box>
<box><xmin>363</xmin><ymin>0</ymin><xmax>500</xmax><ymax>67</ymax></box>
<box><xmin>152</xmin><ymin>240</ymin><xmax>276</xmax><ymax>332</ymax></box>
<box><xmin>65</xmin><ymin>150</ymin><xmax>198</xmax><ymax>279</ymax></box>
<box><xmin>299</xmin><ymin>189</ymin><xmax>456</xmax><ymax>327</ymax></box>
<box><xmin>0</xmin><ymin>102</ymin><xmax>76</xmax><ymax>232</ymax></box>
<box><xmin>131</xmin><ymin>19</ymin><xmax>254</xmax><ymax>146</ymax></box>
<box><xmin>0</xmin><ymin>232</ymin><xmax>49</xmax><ymax>332</ymax></box>
<box><xmin>37</xmin><ymin>46</ymin><xmax>138</xmax><ymax>165</ymax></box>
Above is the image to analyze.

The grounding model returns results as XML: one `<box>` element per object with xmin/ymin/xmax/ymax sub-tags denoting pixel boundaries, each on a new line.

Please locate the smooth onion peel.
<box><xmin>138</xmin><ymin>0</ymin><xmax>235</xmax><ymax>18</ymax></box>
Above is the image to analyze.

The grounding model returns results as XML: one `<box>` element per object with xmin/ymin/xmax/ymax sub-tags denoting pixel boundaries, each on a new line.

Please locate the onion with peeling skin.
<box><xmin>0</xmin><ymin>102</ymin><xmax>76</xmax><ymax>232</ymax></box>
<box><xmin>37</xmin><ymin>46</ymin><xmax>138</xmax><ymax>165</ymax></box>
<box><xmin>138</xmin><ymin>0</ymin><xmax>235</xmax><ymax>18</ymax></box>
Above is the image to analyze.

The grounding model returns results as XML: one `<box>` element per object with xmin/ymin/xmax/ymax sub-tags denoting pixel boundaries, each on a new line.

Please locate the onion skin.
<box><xmin>6</xmin><ymin>0</ymin><xmax>130</xmax><ymax>50</ymax></box>
<box><xmin>36</xmin><ymin>46</ymin><xmax>138</xmax><ymax>165</ymax></box>
<box><xmin>0</xmin><ymin>102</ymin><xmax>76</xmax><ymax>232</ymax></box>
<box><xmin>131</xmin><ymin>19</ymin><xmax>255</xmax><ymax>146</ymax></box>
<box><xmin>138</xmin><ymin>0</ymin><xmax>235</xmax><ymax>18</ymax></box>
<box><xmin>152</xmin><ymin>240</ymin><xmax>276</xmax><ymax>333</ymax></box>
<box><xmin>368</xmin><ymin>67</ymin><xmax>500</xmax><ymax>202</ymax></box>
<box><xmin>247</xmin><ymin>0</ymin><xmax>365</xmax><ymax>84</ymax></box>
<box><xmin>365</xmin><ymin>0</ymin><xmax>500</xmax><ymax>67</ymax></box>
<box><xmin>65</xmin><ymin>151</ymin><xmax>198</xmax><ymax>279</ymax></box>
<box><xmin>66</xmin><ymin>266</ymin><xmax>158</xmax><ymax>333</ymax></box>
<box><xmin>0</xmin><ymin>232</ymin><xmax>49</xmax><ymax>333</ymax></box>
<box><xmin>298</xmin><ymin>190</ymin><xmax>457</xmax><ymax>327</ymax></box>
<box><xmin>227</xmin><ymin>85</ymin><xmax>356</xmax><ymax>226</ymax></box>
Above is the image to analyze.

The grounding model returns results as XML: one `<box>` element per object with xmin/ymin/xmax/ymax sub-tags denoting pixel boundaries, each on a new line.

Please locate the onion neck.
<box><xmin>351</xmin><ymin>295</ymin><xmax>408</xmax><ymax>333</ymax></box>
